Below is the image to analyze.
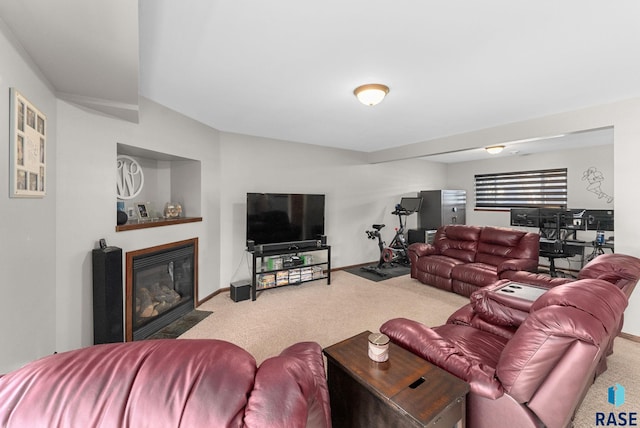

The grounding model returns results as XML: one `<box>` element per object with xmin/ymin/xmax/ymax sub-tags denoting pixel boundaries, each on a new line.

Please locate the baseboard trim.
<box><xmin>619</xmin><ymin>332</ymin><xmax>640</xmax><ymax>343</ymax></box>
<box><xmin>197</xmin><ymin>288</ymin><xmax>227</xmax><ymax>306</ymax></box>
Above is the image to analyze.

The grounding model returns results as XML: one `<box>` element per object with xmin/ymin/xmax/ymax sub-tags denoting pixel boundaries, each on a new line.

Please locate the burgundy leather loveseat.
<box><xmin>381</xmin><ymin>278</ymin><xmax>628</xmax><ymax>428</ymax></box>
<box><xmin>0</xmin><ymin>339</ymin><xmax>331</xmax><ymax>428</ymax></box>
<box><xmin>408</xmin><ymin>224</ymin><xmax>540</xmax><ymax>297</ymax></box>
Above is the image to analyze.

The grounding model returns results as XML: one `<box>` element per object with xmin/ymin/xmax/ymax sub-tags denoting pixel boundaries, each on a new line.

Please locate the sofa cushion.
<box><xmin>432</xmin><ymin>324</ymin><xmax>508</xmax><ymax>369</ymax></box>
<box><xmin>415</xmin><ymin>254</ymin><xmax>466</xmax><ymax>278</ymax></box>
<box><xmin>0</xmin><ymin>339</ymin><xmax>257</xmax><ymax>427</ymax></box>
<box><xmin>451</xmin><ymin>263</ymin><xmax>498</xmax><ymax>287</ymax></box>
<box><xmin>476</xmin><ymin>227</ymin><xmax>539</xmax><ymax>267</ymax></box>
<box><xmin>434</xmin><ymin>225</ymin><xmax>482</xmax><ymax>263</ymax></box>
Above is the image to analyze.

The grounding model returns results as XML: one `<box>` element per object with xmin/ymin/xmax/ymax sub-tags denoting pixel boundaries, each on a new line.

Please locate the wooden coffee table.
<box><xmin>323</xmin><ymin>331</ymin><xmax>469</xmax><ymax>428</ymax></box>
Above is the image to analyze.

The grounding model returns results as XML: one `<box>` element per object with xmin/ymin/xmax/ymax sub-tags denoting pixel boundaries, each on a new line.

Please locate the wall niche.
<box><xmin>116</xmin><ymin>143</ymin><xmax>202</xmax><ymax>231</ymax></box>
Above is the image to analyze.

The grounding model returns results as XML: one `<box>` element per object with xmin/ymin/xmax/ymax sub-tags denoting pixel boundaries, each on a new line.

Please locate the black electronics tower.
<box><xmin>92</xmin><ymin>246</ymin><xmax>124</xmax><ymax>344</ymax></box>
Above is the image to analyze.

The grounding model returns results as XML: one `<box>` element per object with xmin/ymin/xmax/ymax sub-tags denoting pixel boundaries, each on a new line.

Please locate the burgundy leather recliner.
<box><xmin>450</xmin><ymin>253</ymin><xmax>640</xmax><ymax>375</ymax></box>
<box><xmin>0</xmin><ymin>339</ymin><xmax>331</xmax><ymax>428</ymax></box>
<box><xmin>381</xmin><ymin>278</ymin><xmax>628</xmax><ymax>428</ymax></box>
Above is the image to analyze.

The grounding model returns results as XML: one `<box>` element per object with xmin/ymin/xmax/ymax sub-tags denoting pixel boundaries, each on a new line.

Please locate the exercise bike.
<box><xmin>361</xmin><ymin>198</ymin><xmax>421</xmax><ymax>277</ymax></box>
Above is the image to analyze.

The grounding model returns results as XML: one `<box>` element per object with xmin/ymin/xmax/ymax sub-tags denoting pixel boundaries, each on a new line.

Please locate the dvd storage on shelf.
<box><xmin>249</xmin><ymin>245</ymin><xmax>331</xmax><ymax>301</ymax></box>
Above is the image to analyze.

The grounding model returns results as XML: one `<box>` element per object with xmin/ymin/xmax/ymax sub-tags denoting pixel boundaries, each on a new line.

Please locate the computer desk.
<box><xmin>539</xmin><ymin>238</ymin><xmax>614</xmax><ymax>275</ymax></box>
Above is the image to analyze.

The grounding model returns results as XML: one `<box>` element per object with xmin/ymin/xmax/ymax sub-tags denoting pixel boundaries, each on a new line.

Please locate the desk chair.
<box><xmin>541</xmin><ymin>251</ymin><xmax>568</xmax><ymax>277</ymax></box>
<box><xmin>539</xmin><ymin>226</ymin><xmax>579</xmax><ymax>277</ymax></box>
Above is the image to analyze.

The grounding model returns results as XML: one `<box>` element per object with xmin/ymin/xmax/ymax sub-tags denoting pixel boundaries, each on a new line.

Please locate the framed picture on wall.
<box><xmin>9</xmin><ymin>88</ymin><xmax>46</xmax><ymax>198</ymax></box>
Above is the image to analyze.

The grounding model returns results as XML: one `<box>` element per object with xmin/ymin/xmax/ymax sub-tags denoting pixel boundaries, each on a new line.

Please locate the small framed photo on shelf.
<box><xmin>9</xmin><ymin>88</ymin><xmax>47</xmax><ymax>198</ymax></box>
<box><xmin>135</xmin><ymin>202</ymin><xmax>152</xmax><ymax>220</ymax></box>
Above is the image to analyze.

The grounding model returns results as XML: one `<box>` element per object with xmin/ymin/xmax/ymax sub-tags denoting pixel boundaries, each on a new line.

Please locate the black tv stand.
<box><xmin>249</xmin><ymin>245</ymin><xmax>331</xmax><ymax>301</ymax></box>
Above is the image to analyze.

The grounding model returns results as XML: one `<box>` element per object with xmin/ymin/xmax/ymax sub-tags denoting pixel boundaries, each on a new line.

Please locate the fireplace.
<box><xmin>126</xmin><ymin>238</ymin><xmax>198</xmax><ymax>341</ymax></box>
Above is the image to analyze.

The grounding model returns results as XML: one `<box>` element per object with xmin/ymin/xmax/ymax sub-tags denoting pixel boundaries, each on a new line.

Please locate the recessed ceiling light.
<box><xmin>485</xmin><ymin>145</ymin><xmax>505</xmax><ymax>155</ymax></box>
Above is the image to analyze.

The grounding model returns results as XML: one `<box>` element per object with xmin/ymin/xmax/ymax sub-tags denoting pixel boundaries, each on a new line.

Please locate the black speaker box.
<box><xmin>92</xmin><ymin>246</ymin><xmax>124</xmax><ymax>344</ymax></box>
<box><xmin>230</xmin><ymin>280</ymin><xmax>251</xmax><ymax>302</ymax></box>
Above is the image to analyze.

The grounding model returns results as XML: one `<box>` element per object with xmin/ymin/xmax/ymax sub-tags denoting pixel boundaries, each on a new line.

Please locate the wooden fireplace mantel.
<box><xmin>116</xmin><ymin>216</ymin><xmax>202</xmax><ymax>232</ymax></box>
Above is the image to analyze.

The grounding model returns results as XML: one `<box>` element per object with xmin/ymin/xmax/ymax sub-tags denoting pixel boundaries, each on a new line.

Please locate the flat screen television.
<box><xmin>246</xmin><ymin>193</ymin><xmax>325</xmax><ymax>245</ymax></box>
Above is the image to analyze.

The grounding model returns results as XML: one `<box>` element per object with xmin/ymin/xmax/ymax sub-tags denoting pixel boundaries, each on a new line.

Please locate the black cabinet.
<box><xmin>417</xmin><ymin>190</ymin><xmax>466</xmax><ymax>229</ymax></box>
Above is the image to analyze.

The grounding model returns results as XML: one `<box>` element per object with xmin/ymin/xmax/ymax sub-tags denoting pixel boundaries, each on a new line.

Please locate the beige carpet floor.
<box><xmin>180</xmin><ymin>270</ymin><xmax>639</xmax><ymax>426</ymax></box>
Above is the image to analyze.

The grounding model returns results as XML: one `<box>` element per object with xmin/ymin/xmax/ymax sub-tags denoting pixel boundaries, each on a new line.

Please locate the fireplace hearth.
<box><xmin>126</xmin><ymin>238</ymin><xmax>198</xmax><ymax>341</ymax></box>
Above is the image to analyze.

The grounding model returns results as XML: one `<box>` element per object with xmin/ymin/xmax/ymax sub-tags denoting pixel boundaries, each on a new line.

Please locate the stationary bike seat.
<box><xmin>372</xmin><ymin>224</ymin><xmax>385</xmax><ymax>230</ymax></box>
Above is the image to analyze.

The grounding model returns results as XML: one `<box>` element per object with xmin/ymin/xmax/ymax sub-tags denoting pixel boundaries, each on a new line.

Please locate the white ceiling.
<box><xmin>1</xmin><ymin>1</ymin><xmax>637</xmax><ymax>155</ymax></box>
<box><xmin>0</xmin><ymin>0</ymin><xmax>139</xmax><ymax>121</ymax></box>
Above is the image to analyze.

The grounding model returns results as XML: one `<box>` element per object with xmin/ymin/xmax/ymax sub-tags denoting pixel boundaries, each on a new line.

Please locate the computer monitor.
<box><xmin>400</xmin><ymin>197</ymin><xmax>423</xmax><ymax>213</ymax></box>
<box><xmin>510</xmin><ymin>208</ymin><xmax>540</xmax><ymax>228</ymax></box>
<box><xmin>584</xmin><ymin>209</ymin><xmax>614</xmax><ymax>231</ymax></box>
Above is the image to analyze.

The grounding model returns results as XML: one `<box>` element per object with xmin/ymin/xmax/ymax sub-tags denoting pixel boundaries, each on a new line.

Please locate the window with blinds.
<box><xmin>474</xmin><ymin>168</ymin><xmax>567</xmax><ymax>209</ymax></box>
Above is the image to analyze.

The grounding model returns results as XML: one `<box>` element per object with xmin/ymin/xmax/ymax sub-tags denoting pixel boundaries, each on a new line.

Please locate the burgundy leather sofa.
<box><xmin>381</xmin><ymin>278</ymin><xmax>628</xmax><ymax>428</ymax></box>
<box><xmin>0</xmin><ymin>339</ymin><xmax>331</xmax><ymax>428</ymax></box>
<box><xmin>408</xmin><ymin>225</ymin><xmax>540</xmax><ymax>297</ymax></box>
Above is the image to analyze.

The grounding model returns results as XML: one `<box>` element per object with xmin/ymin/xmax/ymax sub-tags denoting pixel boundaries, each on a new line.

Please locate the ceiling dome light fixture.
<box><xmin>354</xmin><ymin>83</ymin><xmax>389</xmax><ymax>106</ymax></box>
<box><xmin>485</xmin><ymin>145</ymin><xmax>505</xmax><ymax>155</ymax></box>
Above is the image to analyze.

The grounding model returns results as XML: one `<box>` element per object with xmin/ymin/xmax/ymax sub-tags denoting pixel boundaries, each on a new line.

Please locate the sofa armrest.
<box><xmin>447</xmin><ymin>304</ymin><xmax>475</xmax><ymax>326</ymax></box>
<box><xmin>470</xmin><ymin>281</ymin><xmax>534</xmax><ymax>328</ymax></box>
<box><xmin>448</xmin><ymin>301</ymin><xmax>519</xmax><ymax>340</ymax></box>
<box><xmin>497</xmin><ymin>258</ymin><xmax>538</xmax><ymax>275</ymax></box>
<box><xmin>244</xmin><ymin>342</ymin><xmax>331</xmax><ymax>428</ymax></box>
<box><xmin>408</xmin><ymin>242</ymin><xmax>437</xmax><ymax>258</ymax></box>
<box><xmin>380</xmin><ymin>318</ymin><xmax>503</xmax><ymax>399</ymax></box>
<box><xmin>500</xmin><ymin>270</ymin><xmax>572</xmax><ymax>288</ymax></box>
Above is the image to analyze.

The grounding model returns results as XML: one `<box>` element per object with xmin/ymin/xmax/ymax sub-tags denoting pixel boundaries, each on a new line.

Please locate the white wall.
<box><xmin>218</xmin><ymin>132</ymin><xmax>448</xmax><ymax>286</ymax></box>
<box><xmin>55</xmin><ymin>97</ymin><xmax>221</xmax><ymax>353</ymax></box>
<box><xmin>0</xmin><ymin>19</ymin><xmax>58</xmax><ymax>372</ymax></box>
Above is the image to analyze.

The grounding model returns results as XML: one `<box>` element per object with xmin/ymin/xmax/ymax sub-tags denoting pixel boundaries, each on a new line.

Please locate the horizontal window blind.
<box><xmin>475</xmin><ymin>168</ymin><xmax>567</xmax><ymax>209</ymax></box>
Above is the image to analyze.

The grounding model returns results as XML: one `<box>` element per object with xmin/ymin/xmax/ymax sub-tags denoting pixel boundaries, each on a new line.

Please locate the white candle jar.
<box><xmin>368</xmin><ymin>333</ymin><xmax>390</xmax><ymax>362</ymax></box>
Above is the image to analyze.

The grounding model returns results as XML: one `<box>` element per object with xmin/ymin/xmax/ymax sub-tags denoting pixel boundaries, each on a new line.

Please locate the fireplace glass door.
<box><xmin>129</xmin><ymin>241</ymin><xmax>195</xmax><ymax>340</ymax></box>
